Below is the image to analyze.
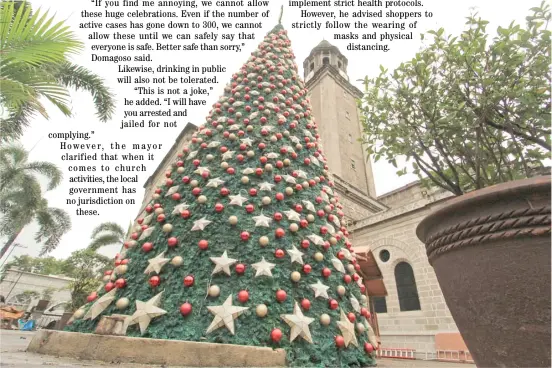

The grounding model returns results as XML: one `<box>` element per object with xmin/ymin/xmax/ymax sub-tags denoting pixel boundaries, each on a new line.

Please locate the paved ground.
<box><xmin>0</xmin><ymin>329</ymin><xmax>475</xmax><ymax>368</ymax></box>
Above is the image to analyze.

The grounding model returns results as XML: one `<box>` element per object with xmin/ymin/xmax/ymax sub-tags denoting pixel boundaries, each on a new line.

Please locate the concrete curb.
<box><xmin>27</xmin><ymin>330</ymin><xmax>287</xmax><ymax>367</ymax></box>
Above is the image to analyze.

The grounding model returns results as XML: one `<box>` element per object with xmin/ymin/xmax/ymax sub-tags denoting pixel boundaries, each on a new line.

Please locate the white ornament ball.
<box><xmin>162</xmin><ymin>223</ymin><xmax>173</xmax><ymax>233</ymax></box>
<box><xmin>296</xmin><ymin>144</ymin><xmax>303</xmax><ymax>150</ymax></box>
<box><xmin>264</xmin><ymin>164</ymin><xmax>273</xmax><ymax>172</ymax></box>
<box><xmin>290</xmin><ymin>271</ymin><xmax>301</xmax><ymax>282</ymax></box>
<box><xmin>259</xmin><ymin>236</ymin><xmax>269</xmax><ymax>247</ymax></box>
<box><xmin>356</xmin><ymin>322</ymin><xmax>365</xmax><ymax>333</ymax></box>
<box><xmin>208</xmin><ymin>285</ymin><xmax>221</xmax><ymax>297</ymax></box>
<box><xmin>116</xmin><ymin>297</ymin><xmax>130</xmax><ymax>310</ymax></box>
<box><xmin>337</xmin><ymin>285</ymin><xmax>346</xmax><ymax>296</ymax></box>
<box><xmin>196</xmin><ymin>137</ymin><xmax>203</xmax><ymax>143</ymax></box>
<box><xmin>102</xmin><ymin>275</ymin><xmax>111</xmax><ymax>282</ymax></box>
<box><xmin>217</xmin><ymin>124</ymin><xmax>224</xmax><ymax>131</ymax></box>
<box><xmin>229</xmin><ymin>133</ymin><xmax>237</xmax><ymax>141</ymax></box>
<box><xmin>117</xmin><ymin>265</ymin><xmax>128</xmax><ymax>275</ymax></box>
<box><xmin>247</xmin><ymin>150</ymin><xmax>255</xmax><ymax>158</ymax></box>
<box><xmin>171</xmin><ymin>256</ymin><xmax>184</xmax><ymax>266</ymax></box>
<box><xmin>329</xmin><ymin>237</ymin><xmax>337</xmax><ymax>245</ymax></box>
<box><xmin>314</xmin><ymin>252</ymin><xmax>324</xmax><ymax>262</ymax></box>
<box><xmin>190</xmin><ymin>179</ymin><xmax>199</xmax><ymax>187</ymax></box>
<box><xmin>347</xmin><ymin>264</ymin><xmax>355</xmax><ymax>274</ymax></box>
<box><xmin>320</xmin><ymin>313</ymin><xmax>331</xmax><ymax>326</ymax></box>
<box><xmin>330</xmin><ymin>198</ymin><xmax>337</xmax><ymax>204</ymax></box>
<box><xmin>324</xmin><ymin>205</ymin><xmax>332</xmax><ymax>213</ymax></box>
<box><xmin>229</xmin><ymin>215</ymin><xmax>238</xmax><ymax>225</ymax></box>
<box><xmin>73</xmin><ymin>309</ymin><xmax>85</xmax><ymax>319</ymax></box>
<box><xmin>221</xmin><ymin>162</ymin><xmax>229</xmax><ymax>169</ymax></box>
<box><xmin>154</xmin><ymin>207</ymin><xmax>164</xmax><ymax>215</ymax></box>
<box><xmin>177</xmin><ymin>167</ymin><xmax>185</xmax><ymax>174</ymax></box>
<box><xmin>360</xmin><ymin>295</ymin><xmax>368</xmax><ymax>305</ymax></box>
<box><xmin>152</xmin><ymin>193</ymin><xmax>160</xmax><ymax>200</ymax></box>
<box><xmin>206</xmin><ymin>154</ymin><xmax>214</xmax><ymax>161</ymax></box>
<box><xmin>315</xmin><ymin>177</ymin><xmax>321</xmax><ymax>183</ymax></box>
<box><xmin>197</xmin><ymin>195</ymin><xmax>207</xmax><ymax>204</ymax></box>
<box><xmin>127</xmin><ymin>240</ymin><xmax>137</xmax><ymax>248</ymax></box>
<box><xmin>246</xmin><ymin>125</ymin><xmax>253</xmax><ymax>132</ymax></box>
<box><xmin>283</xmin><ymin>158</ymin><xmax>291</xmax><ymax>166</ymax></box>
<box><xmin>241</xmin><ymin>176</ymin><xmax>250</xmax><ymax>184</ymax></box>
<box><xmin>285</xmin><ymin>187</ymin><xmax>294</xmax><ymax>195</ymax></box>
<box><xmin>302</xmin><ymin>181</ymin><xmax>309</xmax><ymax>188</ymax></box>
<box><xmin>307</xmin><ymin>214</ymin><xmax>315</xmax><ymax>222</ymax></box>
<box><xmin>262</xmin><ymin>196</ymin><xmax>271</xmax><ymax>205</ymax></box>
<box><xmin>270</xmin><ymin>136</ymin><xmax>278</xmax><ymax>143</ymax></box>
<box><xmin>256</xmin><ymin>304</ymin><xmax>268</xmax><ymax>317</ymax></box>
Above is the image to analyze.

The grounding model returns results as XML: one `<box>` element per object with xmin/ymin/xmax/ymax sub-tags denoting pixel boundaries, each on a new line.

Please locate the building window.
<box><xmin>345</xmin><ymin>111</ymin><xmax>350</xmax><ymax>120</ymax></box>
<box><xmin>338</xmin><ymin>61</ymin><xmax>342</xmax><ymax>69</ymax></box>
<box><xmin>351</xmin><ymin>159</ymin><xmax>356</xmax><ymax>170</ymax></box>
<box><xmin>395</xmin><ymin>262</ymin><xmax>421</xmax><ymax>312</ymax></box>
<box><xmin>322</xmin><ymin>57</ymin><xmax>330</xmax><ymax>66</ymax></box>
<box><xmin>379</xmin><ymin>249</ymin><xmax>390</xmax><ymax>263</ymax></box>
<box><xmin>371</xmin><ymin>296</ymin><xmax>387</xmax><ymax>314</ymax></box>
<box><xmin>310</xmin><ymin>62</ymin><xmax>315</xmax><ymax>72</ymax></box>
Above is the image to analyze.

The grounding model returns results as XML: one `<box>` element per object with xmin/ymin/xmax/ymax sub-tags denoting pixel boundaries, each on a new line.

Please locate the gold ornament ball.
<box><xmin>127</xmin><ymin>240</ymin><xmax>137</xmax><ymax>248</ymax></box>
<box><xmin>283</xmin><ymin>130</ymin><xmax>290</xmax><ymax>137</ymax></box>
<box><xmin>347</xmin><ymin>264</ymin><xmax>355</xmax><ymax>274</ymax></box>
<box><xmin>314</xmin><ymin>252</ymin><xmax>324</xmax><ymax>262</ymax></box>
<box><xmin>262</xmin><ymin>196</ymin><xmax>271</xmax><ymax>205</ymax></box>
<box><xmin>154</xmin><ymin>207</ymin><xmax>164</xmax><ymax>215</ymax></box>
<box><xmin>291</xmin><ymin>271</ymin><xmax>301</xmax><ymax>282</ymax></box>
<box><xmin>283</xmin><ymin>158</ymin><xmax>291</xmax><ymax>166</ymax></box>
<box><xmin>302</xmin><ymin>181</ymin><xmax>309</xmax><ymax>188</ymax></box>
<box><xmin>217</xmin><ymin>124</ymin><xmax>224</xmax><ymax>131</ymax></box>
<box><xmin>197</xmin><ymin>195</ymin><xmax>207</xmax><ymax>204</ymax></box>
<box><xmin>320</xmin><ymin>313</ymin><xmax>331</xmax><ymax>326</ymax></box>
<box><xmin>307</xmin><ymin>214</ymin><xmax>315</xmax><ymax>222</ymax></box>
<box><xmin>324</xmin><ymin>205</ymin><xmax>332</xmax><ymax>213</ymax></box>
<box><xmin>110</xmin><ymin>273</ymin><xmax>116</xmax><ymax>281</ymax></box>
<box><xmin>152</xmin><ymin>193</ymin><xmax>160</xmax><ymax>200</ymax></box>
<box><xmin>229</xmin><ymin>215</ymin><xmax>238</xmax><ymax>225</ymax></box>
<box><xmin>356</xmin><ymin>322</ymin><xmax>365</xmax><ymax>333</ymax></box>
<box><xmin>270</xmin><ymin>136</ymin><xmax>278</xmax><ymax>143</ymax></box>
<box><xmin>102</xmin><ymin>275</ymin><xmax>111</xmax><ymax>282</ymax></box>
<box><xmin>256</xmin><ymin>304</ymin><xmax>268</xmax><ymax>317</ymax></box>
<box><xmin>196</xmin><ymin>137</ymin><xmax>203</xmax><ymax>143</ymax></box>
<box><xmin>116</xmin><ymin>297</ymin><xmax>130</xmax><ymax>310</ymax></box>
<box><xmin>117</xmin><ymin>265</ymin><xmax>128</xmax><ymax>275</ymax></box>
<box><xmin>171</xmin><ymin>256</ymin><xmax>184</xmax><ymax>266</ymax></box>
<box><xmin>208</xmin><ymin>285</ymin><xmax>221</xmax><ymax>297</ymax></box>
<box><xmin>296</xmin><ymin>144</ymin><xmax>303</xmax><ymax>151</ymax></box>
<box><xmin>190</xmin><ymin>179</ymin><xmax>199</xmax><ymax>187</ymax></box>
<box><xmin>289</xmin><ymin>223</ymin><xmax>299</xmax><ymax>232</ymax></box>
<box><xmin>162</xmin><ymin>223</ymin><xmax>173</xmax><ymax>233</ymax></box>
<box><xmin>177</xmin><ymin>167</ymin><xmax>185</xmax><ymax>174</ymax></box>
<box><xmin>360</xmin><ymin>295</ymin><xmax>368</xmax><ymax>305</ymax></box>
<box><xmin>330</xmin><ymin>198</ymin><xmax>337</xmax><ymax>204</ymax></box>
<box><xmin>329</xmin><ymin>237</ymin><xmax>337</xmax><ymax>245</ymax></box>
<box><xmin>221</xmin><ymin>162</ymin><xmax>229</xmax><ymax>169</ymax></box>
<box><xmin>285</xmin><ymin>187</ymin><xmax>294</xmax><ymax>195</ymax></box>
<box><xmin>73</xmin><ymin>308</ymin><xmax>86</xmax><ymax>319</ymax></box>
<box><xmin>229</xmin><ymin>133</ymin><xmax>237</xmax><ymax>141</ymax></box>
<box><xmin>206</xmin><ymin>154</ymin><xmax>214</xmax><ymax>161</ymax></box>
<box><xmin>259</xmin><ymin>236</ymin><xmax>269</xmax><ymax>247</ymax></box>
<box><xmin>264</xmin><ymin>164</ymin><xmax>273</xmax><ymax>172</ymax></box>
<box><xmin>337</xmin><ymin>285</ymin><xmax>346</xmax><ymax>296</ymax></box>
<box><xmin>246</xmin><ymin>125</ymin><xmax>254</xmax><ymax>132</ymax></box>
<box><xmin>241</xmin><ymin>176</ymin><xmax>250</xmax><ymax>184</ymax></box>
<box><xmin>247</xmin><ymin>150</ymin><xmax>255</xmax><ymax>158</ymax></box>
<box><xmin>314</xmin><ymin>177</ymin><xmax>321</xmax><ymax>183</ymax></box>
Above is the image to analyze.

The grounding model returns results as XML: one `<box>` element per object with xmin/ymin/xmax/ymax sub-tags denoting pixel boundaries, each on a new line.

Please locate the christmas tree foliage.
<box><xmin>67</xmin><ymin>21</ymin><xmax>378</xmax><ymax>367</ymax></box>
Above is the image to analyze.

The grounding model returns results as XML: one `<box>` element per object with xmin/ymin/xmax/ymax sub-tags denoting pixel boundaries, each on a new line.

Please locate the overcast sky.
<box><xmin>1</xmin><ymin>0</ymin><xmax>543</xmax><ymax>264</ymax></box>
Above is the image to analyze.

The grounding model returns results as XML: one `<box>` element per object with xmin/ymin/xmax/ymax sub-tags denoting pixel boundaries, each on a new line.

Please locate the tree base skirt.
<box><xmin>27</xmin><ymin>330</ymin><xmax>286</xmax><ymax>367</ymax></box>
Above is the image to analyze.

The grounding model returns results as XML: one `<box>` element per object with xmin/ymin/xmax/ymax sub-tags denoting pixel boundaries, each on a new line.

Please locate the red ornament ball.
<box><xmin>245</xmin><ymin>204</ymin><xmax>255</xmax><ymax>213</ymax></box>
<box><xmin>335</xmin><ymin>335</ymin><xmax>345</xmax><ymax>348</ymax></box>
<box><xmin>343</xmin><ymin>274</ymin><xmax>352</xmax><ymax>284</ymax></box>
<box><xmin>364</xmin><ymin>342</ymin><xmax>374</xmax><ymax>354</ymax></box>
<box><xmin>238</xmin><ymin>290</ymin><xmax>249</xmax><ymax>303</ymax></box>
<box><xmin>275</xmin><ymin>228</ymin><xmax>285</xmax><ymax>238</ymax></box>
<box><xmin>329</xmin><ymin>299</ymin><xmax>339</xmax><ymax>310</ymax></box>
<box><xmin>171</xmin><ymin>193</ymin><xmax>181</xmax><ymax>201</ymax></box>
<box><xmin>142</xmin><ymin>242</ymin><xmax>153</xmax><ymax>252</ymax></box>
<box><xmin>275</xmin><ymin>289</ymin><xmax>287</xmax><ymax>302</ymax></box>
<box><xmin>347</xmin><ymin>312</ymin><xmax>356</xmax><ymax>322</ymax></box>
<box><xmin>271</xmin><ymin>328</ymin><xmax>282</xmax><ymax>342</ymax></box>
<box><xmin>167</xmin><ymin>237</ymin><xmax>178</xmax><ymax>247</ymax></box>
<box><xmin>149</xmin><ymin>276</ymin><xmax>160</xmax><ymax>287</ymax></box>
<box><xmin>301</xmin><ymin>239</ymin><xmax>310</xmax><ymax>249</ymax></box>
<box><xmin>198</xmin><ymin>239</ymin><xmax>209</xmax><ymax>250</ymax></box>
<box><xmin>322</xmin><ymin>268</ymin><xmax>331</xmax><ymax>278</ymax></box>
<box><xmin>301</xmin><ymin>298</ymin><xmax>311</xmax><ymax>311</ymax></box>
<box><xmin>115</xmin><ymin>278</ymin><xmax>126</xmax><ymax>288</ymax></box>
<box><xmin>241</xmin><ymin>231</ymin><xmax>250</xmax><ymax>241</ymax></box>
<box><xmin>180</xmin><ymin>302</ymin><xmax>192</xmax><ymax>316</ymax></box>
<box><xmin>275</xmin><ymin>249</ymin><xmax>285</xmax><ymax>258</ymax></box>
<box><xmin>184</xmin><ymin>275</ymin><xmax>195</xmax><ymax>287</ymax></box>
<box><xmin>303</xmin><ymin>264</ymin><xmax>312</xmax><ymax>274</ymax></box>
<box><xmin>181</xmin><ymin>209</ymin><xmax>191</xmax><ymax>219</ymax></box>
<box><xmin>105</xmin><ymin>282</ymin><xmax>115</xmax><ymax>292</ymax></box>
<box><xmin>235</xmin><ymin>263</ymin><xmax>246</xmax><ymax>274</ymax></box>
<box><xmin>87</xmin><ymin>292</ymin><xmax>98</xmax><ymax>302</ymax></box>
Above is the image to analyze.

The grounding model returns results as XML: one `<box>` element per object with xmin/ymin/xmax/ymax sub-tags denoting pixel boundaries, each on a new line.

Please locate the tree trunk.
<box><xmin>0</xmin><ymin>229</ymin><xmax>22</xmax><ymax>259</ymax></box>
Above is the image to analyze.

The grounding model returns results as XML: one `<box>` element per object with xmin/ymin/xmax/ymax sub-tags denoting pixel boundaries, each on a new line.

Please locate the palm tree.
<box><xmin>87</xmin><ymin>222</ymin><xmax>126</xmax><ymax>252</ymax></box>
<box><xmin>0</xmin><ymin>1</ymin><xmax>116</xmax><ymax>142</ymax></box>
<box><xmin>0</xmin><ymin>143</ymin><xmax>62</xmax><ymax>193</ymax></box>
<box><xmin>0</xmin><ymin>180</ymin><xmax>71</xmax><ymax>258</ymax></box>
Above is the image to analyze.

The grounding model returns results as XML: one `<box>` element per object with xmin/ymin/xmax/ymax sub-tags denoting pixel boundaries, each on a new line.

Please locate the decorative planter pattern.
<box><xmin>417</xmin><ymin>176</ymin><xmax>551</xmax><ymax>368</ymax></box>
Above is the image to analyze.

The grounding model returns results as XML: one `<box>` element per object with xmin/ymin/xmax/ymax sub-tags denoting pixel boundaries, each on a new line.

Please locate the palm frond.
<box><xmin>35</xmin><ymin>206</ymin><xmax>71</xmax><ymax>256</ymax></box>
<box><xmin>0</xmin><ymin>102</ymin><xmax>34</xmax><ymax>143</ymax></box>
<box><xmin>87</xmin><ymin>233</ymin><xmax>122</xmax><ymax>251</ymax></box>
<box><xmin>23</xmin><ymin>161</ymin><xmax>62</xmax><ymax>190</ymax></box>
<box><xmin>48</xmin><ymin>62</ymin><xmax>116</xmax><ymax>122</ymax></box>
<box><xmin>90</xmin><ymin>222</ymin><xmax>125</xmax><ymax>238</ymax></box>
<box><xmin>0</xmin><ymin>142</ymin><xmax>29</xmax><ymax>167</ymax></box>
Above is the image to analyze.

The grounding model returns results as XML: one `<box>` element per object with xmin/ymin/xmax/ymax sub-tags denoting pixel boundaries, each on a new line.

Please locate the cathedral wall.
<box><xmin>352</xmin><ymin>201</ymin><xmax>459</xmax><ymax>358</ymax></box>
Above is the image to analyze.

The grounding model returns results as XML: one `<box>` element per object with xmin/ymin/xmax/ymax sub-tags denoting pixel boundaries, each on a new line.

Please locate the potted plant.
<box><xmin>360</xmin><ymin>4</ymin><xmax>551</xmax><ymax>367</ymax></box>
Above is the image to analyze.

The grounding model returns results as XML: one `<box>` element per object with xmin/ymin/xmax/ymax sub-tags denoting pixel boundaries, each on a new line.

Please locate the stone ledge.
<box><xmin>27</xmin><ymin>330</ymin><xmax>286</xmax><ymax>367</ymax></box>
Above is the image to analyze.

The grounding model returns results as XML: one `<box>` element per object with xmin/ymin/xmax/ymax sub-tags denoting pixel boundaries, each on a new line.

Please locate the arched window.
<box><xmin>394</xmin><ymin>262</ymin><xmax>421</xmax><ymax>311</ymax></box>
<box><xmin>322</xmin><ymin>57</ymin><xmax>330</xmax><ymax>65</ymax></box>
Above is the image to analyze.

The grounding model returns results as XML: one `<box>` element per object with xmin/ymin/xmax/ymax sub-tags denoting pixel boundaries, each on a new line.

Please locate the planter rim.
<box><xmin>416</xmin><ymin>175</ymin><xmax>551</xmax><ymax>243</ymax></box>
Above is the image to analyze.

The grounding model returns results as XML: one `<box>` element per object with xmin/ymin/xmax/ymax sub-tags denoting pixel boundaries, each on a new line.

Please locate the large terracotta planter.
<box><xmin>416</xmin><ymin>176</ymin><xmax>551</xmax><ymax>368</ymax></box>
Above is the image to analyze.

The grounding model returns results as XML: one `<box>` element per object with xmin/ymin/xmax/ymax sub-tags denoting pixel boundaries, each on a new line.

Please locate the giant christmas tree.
<box><xmin>67</xmin><ymin>18</ymin><xmax>378</xmax><ymax>368</ymax></box>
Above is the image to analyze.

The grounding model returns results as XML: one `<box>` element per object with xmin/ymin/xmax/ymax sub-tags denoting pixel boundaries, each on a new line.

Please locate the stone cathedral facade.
<box><xmin>136</xmin><ymin>41</ymin><xmax>469</xmax><ymax>360</ymax></box>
